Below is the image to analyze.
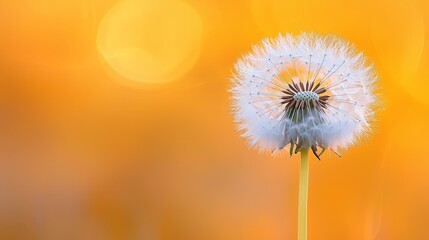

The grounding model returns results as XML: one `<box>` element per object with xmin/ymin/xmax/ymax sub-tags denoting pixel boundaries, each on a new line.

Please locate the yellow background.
<box><xmin>0</xmin><ymin>0</ymin><xmax>428</xmax><ymax>239</ymax></box>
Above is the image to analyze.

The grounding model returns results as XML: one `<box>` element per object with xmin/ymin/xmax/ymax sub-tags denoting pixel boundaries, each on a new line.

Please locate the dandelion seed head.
<box><xmin>230</xmin><ymin>33</ymin><xmax>378</xmax><ymax>157</ymax></box>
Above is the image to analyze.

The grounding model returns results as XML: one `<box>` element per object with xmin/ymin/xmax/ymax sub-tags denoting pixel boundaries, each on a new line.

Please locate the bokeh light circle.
<box><xmin>97</xmin><ymin>0</ymin><xmax>202</xmax><ymax>84</ymax></box>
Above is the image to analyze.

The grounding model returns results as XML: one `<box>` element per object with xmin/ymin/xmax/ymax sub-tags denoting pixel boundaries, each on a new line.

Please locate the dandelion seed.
<box><xmin>230</xmin><ymin>33</ymin><xmax>377</xmax><ymax>157</ymax></box>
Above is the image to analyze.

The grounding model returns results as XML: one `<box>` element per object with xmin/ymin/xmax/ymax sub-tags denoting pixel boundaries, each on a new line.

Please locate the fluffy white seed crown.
<box><xmin>230</xmin><ymin>33</ymin><xmax>377</xmax><ymax>157</ymax></box>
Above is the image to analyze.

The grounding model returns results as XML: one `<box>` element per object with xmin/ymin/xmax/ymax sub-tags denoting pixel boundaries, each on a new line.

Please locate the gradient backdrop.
<box><xmin>0</xmin><ymin>0</ymin><xmax>428</xmax><ymax>239</ymax></box>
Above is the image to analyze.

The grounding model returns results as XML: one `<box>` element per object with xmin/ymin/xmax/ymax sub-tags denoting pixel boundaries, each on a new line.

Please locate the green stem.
<box><xmin>298</xmin><ymin>149</ymin><xmax>309</xmax><ymax>240</ymax></box>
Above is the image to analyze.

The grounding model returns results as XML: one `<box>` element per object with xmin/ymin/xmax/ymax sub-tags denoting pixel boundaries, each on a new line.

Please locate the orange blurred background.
<box><xmin>0</xmin><ymin>0</ymin><xmax>428</xmax><ymax>239</ymax></box>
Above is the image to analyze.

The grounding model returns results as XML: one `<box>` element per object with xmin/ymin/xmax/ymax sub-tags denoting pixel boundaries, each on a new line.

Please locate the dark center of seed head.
<box><xmin>293</xmin><ymin>91</ymin><xmax>319</xmax><ymax>101</ymax></box>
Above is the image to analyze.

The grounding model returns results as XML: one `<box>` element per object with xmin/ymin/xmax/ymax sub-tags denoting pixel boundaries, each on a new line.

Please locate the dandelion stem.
<box><xmin>298</xmin><ymin>148</ymin><xmax>309</xmax><ymax>240</ymax></box>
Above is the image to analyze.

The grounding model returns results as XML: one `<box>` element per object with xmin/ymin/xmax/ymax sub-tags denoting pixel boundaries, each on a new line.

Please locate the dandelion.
<box><xmin>230</xmin><ymin>33</ymin><xmax>378</xmax><ymax>240</ymax></box>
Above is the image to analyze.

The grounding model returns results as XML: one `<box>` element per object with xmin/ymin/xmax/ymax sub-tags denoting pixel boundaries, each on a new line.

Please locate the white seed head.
<box><xmin>230</xmin><ymin>33</ymin><xmax>378</xmax><ymax>157</ymax></box>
